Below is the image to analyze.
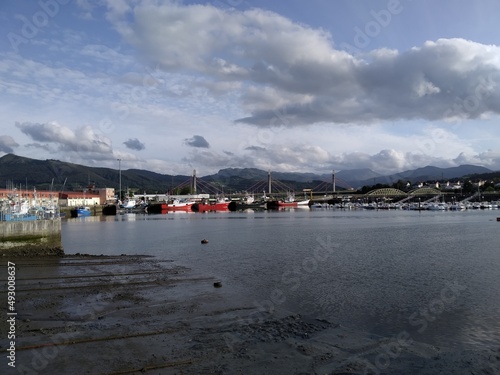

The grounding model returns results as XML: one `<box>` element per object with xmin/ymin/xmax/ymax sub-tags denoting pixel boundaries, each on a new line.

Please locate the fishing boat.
<box><xmin>267</xmin><ymin>193</ymin><xmax>310</xmax><ymax>209</ymax></box>
<box><xmin>70</xmin><ymin>206</ymin><xmax>91</xmax><ymax>217</ymax></box>
<box><xmin>120</xmin><ymin>199</ymin><xmax>137</xmax><ymax>209</ymax></box>
<box><xmin>191</xmin><ymin>197</ymin><xmax>229</xmax><ymax>212</ymax></box>
<box><xmin>228</xmin><ymin>194</ymin><xmax>267</xmax><ymax>211</ymax></box>
<box><xmin>164</xmin><ymin>198</ymin><xmax>195</xmax><ymax>211</ymax></box>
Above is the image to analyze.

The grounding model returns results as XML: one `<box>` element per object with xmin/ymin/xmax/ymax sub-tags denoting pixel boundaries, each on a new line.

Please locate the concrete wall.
<box><xmin>0</xmin><ymin>219</ymin><xmax>63</xmax><ymax>256</ymax></box>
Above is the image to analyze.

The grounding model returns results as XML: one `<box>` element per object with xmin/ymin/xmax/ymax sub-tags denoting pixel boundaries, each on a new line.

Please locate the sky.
<box><xmin>1</xmin><ymin>0</ymin><xmax>500</xmax><ymax>177</ymax></box>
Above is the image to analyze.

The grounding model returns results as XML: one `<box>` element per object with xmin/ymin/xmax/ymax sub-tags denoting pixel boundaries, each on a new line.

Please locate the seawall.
<box><xmin>0</xmin><ymin>219</ymin><xmax>63</xmax><ymax>256</ymax></box>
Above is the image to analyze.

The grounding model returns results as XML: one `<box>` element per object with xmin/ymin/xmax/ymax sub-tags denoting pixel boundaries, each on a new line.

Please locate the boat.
<box><xmin>70</xmin><ymin>206</ymin><xmax>91</xmax><ymax>217</ymax></box>
<box><xmin>449</xmin><ymin>202</ymin><xmax>465</xmax><ymax>211</ymax></box>
<box><xmin>102</xmin><ymin>204</ymin><xmax>117</xmax><ymax>215</ymax></box>
<box><xmin>267</xmin><ymin>193</ymin><xmax>310</xmax><ymax>209</ymax></box>
<box><xmin>164</xmin><ymin>198</ymin><xmax>195</xmax><ymax>211</ymax></box>
<box><xmin>427</xmin><ymin>203</ymin><xmax>447</xmax><ymax>211</ymax></box>
<box><xmin>120</xmin><ymin>199</ymin><xmax>137</xmax><ymax>209</ymax></box>
<box><xmin>228</xmin><ymin>195</ymin><xmax>267</xmax><ymax>211</ymax></box>
<box><xmin>191</xmin><ymin>197</ymin><xmax>229</xmax><ymax>212</ymax></box>
<box><xmin>311</xmin><ymin>202</ymin><xmax>329</xmax><ymax>208</ymax></box>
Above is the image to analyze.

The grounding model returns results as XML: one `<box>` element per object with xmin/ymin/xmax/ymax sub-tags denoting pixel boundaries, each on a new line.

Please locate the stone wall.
<box><xmin>0</xmin><ymin>219</ymin><xmax>63</xmax><ymax>256</ymax></box>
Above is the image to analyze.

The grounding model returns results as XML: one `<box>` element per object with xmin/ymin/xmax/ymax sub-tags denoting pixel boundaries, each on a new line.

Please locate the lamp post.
<box><xmin>117</xmin><ymin>158</ymin><xmax>121</xmax><ymax>202</ymax></box>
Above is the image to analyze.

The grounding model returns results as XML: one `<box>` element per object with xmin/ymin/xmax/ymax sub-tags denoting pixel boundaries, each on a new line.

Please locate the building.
<box><xmin>59</xmin><ymin>191</ymin><xmax>100</xmax><ymax>207</ymax></box>
<box><xmin>59</xmin><ymin>187</ymin><xmax>115</xmax><ymax>207</ymax></box>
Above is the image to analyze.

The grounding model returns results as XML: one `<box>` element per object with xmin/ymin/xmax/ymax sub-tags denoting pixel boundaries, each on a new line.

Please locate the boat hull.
<box><xmin>267</xmin><ymin>199</ymin><xmax>310</xmax><ymax>209</ymax></box>
<box><xmin>192</xmin><ymin>202</ymin><xmax>229</xmax><ymax>212</ymax></box>
<box><xmin>70</xmin><ymin>207</ymin><xmax>91</xmax><ymax>217</ymax></box>
<box><xmin>228</xmin><ymin>201</ymin><xmax>267</xmax><ymax>211</ymax></box>
<box><xmin>165</xmin><ymin>204</ymin><xmax>194</xmax><ymax>211</ymax></box>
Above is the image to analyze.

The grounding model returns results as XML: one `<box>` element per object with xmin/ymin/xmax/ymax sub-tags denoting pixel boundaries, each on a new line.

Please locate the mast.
<box><xmin>268</xmin><ymin>170</ymin><xmax>272</xmax><ymax>195</ymax></box>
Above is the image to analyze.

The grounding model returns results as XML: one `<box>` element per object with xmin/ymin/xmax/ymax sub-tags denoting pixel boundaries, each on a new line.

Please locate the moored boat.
<box><xmin>191</xmin><ymin>198</ymin><xmax>229</xmax><ymax>212</ymax></box>
<box><xmin>228</xmin><ymin>195</ymin><xmax>267</xmax><ymax>211</ymax></box>
<box><xmin>70</xmin><ymin>206</ymin><xmax>91</xmax><ymax>217</ymax></box>
<box><xmin>164</xmin><ymin>198</ymin><xmax>195</xmax><ymax>211</ymax></box>
<box><xmin>120</xmin><ymin>199</ymin><xmax>137</xmax><ymax>209</ymax></box>
<box><xmin>267</xmin><ymin>194</ymin><xmax>310</xmax><ymax>209</ymax></box>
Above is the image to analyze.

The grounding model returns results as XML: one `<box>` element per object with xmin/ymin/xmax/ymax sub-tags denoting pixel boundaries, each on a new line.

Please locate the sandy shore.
<box><xmin>1</xmin><ymin>255</ymin><xmax>498</xmax><ymax>374</ymax></box>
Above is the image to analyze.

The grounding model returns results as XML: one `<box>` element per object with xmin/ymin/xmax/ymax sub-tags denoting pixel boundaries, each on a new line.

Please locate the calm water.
<box><xmin>62</xmin><ymin>208</ymin><xmax>500</xmax><ymax>351</ymax></box>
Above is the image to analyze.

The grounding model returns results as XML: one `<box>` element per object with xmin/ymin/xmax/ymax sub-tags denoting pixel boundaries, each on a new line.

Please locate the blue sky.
<box><xmin>1</xmin><ymin>0</ymin><xmax>500</xmax><ymax>176</ymax></box>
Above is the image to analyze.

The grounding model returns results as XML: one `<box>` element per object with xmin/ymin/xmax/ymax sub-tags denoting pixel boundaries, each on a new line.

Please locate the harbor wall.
<box><xmin>0</xmin><ymin>219</ymin><xmax>63</xmax><ymax>256</ymax></box>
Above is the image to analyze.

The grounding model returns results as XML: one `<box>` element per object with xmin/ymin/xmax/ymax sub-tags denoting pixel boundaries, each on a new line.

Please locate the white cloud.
<box><xmin>104</xmin><ymin>3</ymin><xmax>500</xmax><ymax>127</ymax></box>
<box><xmin>1</xmin><ymin>1</ymin><xmax>500</xmax><ymax>177</ymax></box>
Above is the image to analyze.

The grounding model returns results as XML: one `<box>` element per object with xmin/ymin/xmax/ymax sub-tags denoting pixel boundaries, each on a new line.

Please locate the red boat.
<box><xmin>191</xmin><ymin>198</ymin><xmax>229</xmax><ymax>212</ymax></box>
<box><xmin>267</xmin><ymin>194</ymin><xmax>310</xmax><ymax>209</ymax></box>
<box><xmin>164</xmin><ymin>198</ymin><xmax>195</xmax><ymax>211</ymax></box>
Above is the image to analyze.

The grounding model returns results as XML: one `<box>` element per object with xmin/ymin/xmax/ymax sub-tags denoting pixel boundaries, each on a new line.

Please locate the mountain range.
<box><xmin>0</xmin><ymin>153</ymin><xmax>496</xmax><ymax>194</ymax></box>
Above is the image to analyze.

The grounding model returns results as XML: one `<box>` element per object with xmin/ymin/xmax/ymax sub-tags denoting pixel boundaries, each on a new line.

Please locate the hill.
<box><xmin>0</xmin><ymin>154</ymin><xmax>184</xmax><ymax>194</ymax></box>
<box><xmin>354</xmin><ymin>165</ymin><xmax>493</xmax><ymax>187</ymax></box>
<box><xmin>0</xmin><ymin>154</ymin><xmax>497</xmax><ymax>195</ymax></box>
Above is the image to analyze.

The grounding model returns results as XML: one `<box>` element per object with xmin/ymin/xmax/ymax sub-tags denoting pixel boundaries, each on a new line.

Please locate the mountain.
<box><xmin>0</xmin><ymin>154</ymin><xmax>497</xmax><ymax>194</ymax></box>
<box><xmin>0</xmin><ymin>153</ymin><xmax>184</xmax><ymax>193</ymax></box>
<box><xmin>355</xmin><ymin>165</ymin><xmax>493</xmax><ymax>187</ymax></box>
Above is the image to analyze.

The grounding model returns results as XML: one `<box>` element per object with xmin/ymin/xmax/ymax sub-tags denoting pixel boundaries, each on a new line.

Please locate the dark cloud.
<box><xmin>15</xmin><ymin>121</ymin><xmax>113</xmax><ymax>153</ymax></box>
<box><xmin>184</xmin><ymin>135</ymin><xmax>210</xmax><ymax>148</ymax></box>
<box><xmin>0</xmin><ymin>135</ymin><xmax>19</xmax><ymax>153</ymax></box>
<box><xmin>123</xmin><ymin>138</ymin><xmax>145</xmax><ymax>151</ymax></box>
<box><xmin>245</xmin><ymin>145</ymin><xmax>266</xmax><ymax>152</ymax></box>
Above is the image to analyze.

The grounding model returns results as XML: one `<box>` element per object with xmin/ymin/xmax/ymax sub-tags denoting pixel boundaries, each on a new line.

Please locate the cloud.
<box><xmin>0</xmin><ymin>135</ymin><xmax>19</xmax><ymax>153</ymax></box>
<box><xmin>245</xmin><ymin>145</ymin><xmax>266</xmax><ymax>152</ymax></box>
<box><xmin>184</xmin><ymin>135</ymin><xmax>210</xmax><ymax>148</ymax></box>
<box><xmin>15</xmin><ymin>121</ymin><xmax>113</xmax><ymax>154</ymax></box>
<box><xmin>123</xmin><ymin>138</ymin><xmax>145</xmax><ymax>151</ymax></box>
<box><xmin>106</xmin><ymin>2</ymin><xmax>500</xmax><ymax>127</ymax></box>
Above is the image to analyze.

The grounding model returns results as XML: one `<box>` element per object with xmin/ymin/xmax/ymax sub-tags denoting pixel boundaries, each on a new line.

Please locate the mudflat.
<box><xmin>1</xmin><ymin>255</ymin><xmax>498</xmax><ymax>374</ymax></box>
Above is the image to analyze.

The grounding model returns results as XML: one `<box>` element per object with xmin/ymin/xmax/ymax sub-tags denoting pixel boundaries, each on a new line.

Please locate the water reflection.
<box><xmin>61</xmin><ymin>209</ymin><xmax>500</xmax><ymax>351</ymax></box>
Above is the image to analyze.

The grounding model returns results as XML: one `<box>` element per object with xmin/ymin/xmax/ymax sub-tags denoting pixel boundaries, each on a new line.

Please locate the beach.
<box><xmin>1</xmin><ymin>254</ymin><xmax>498</xmax><ymax>374</ymax></box>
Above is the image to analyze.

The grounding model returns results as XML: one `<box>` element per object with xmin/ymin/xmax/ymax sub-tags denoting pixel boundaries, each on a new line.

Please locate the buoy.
<box><xmin>201</xmin><ymin>239</ymin><xmax>209</xmax><ymax>244</ymax></box>
<box><xmin>213</xmin><ymin>281</ymin><xmax>222</xmax><ymax>288</ymax></box>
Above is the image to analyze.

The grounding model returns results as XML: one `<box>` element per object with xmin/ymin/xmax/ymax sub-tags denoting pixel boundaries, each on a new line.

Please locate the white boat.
<box><xmin>121</xmin><ymin>199</ymin><xmax>137</xmax><ymax>209</ymax></box>
<box><xmin>311</xmin><ymin>202</ymin><xmax>325</xmax><ymax>208</ymax></box>
<box><xmin>449</xmin><ymin>203</ymin><xmax>465</xmax><ymax>211</ymax></box>
<box><xmin>427</xmin><ymin>203</ymin><xmax>447</xmax><ymax>211</ymax></box>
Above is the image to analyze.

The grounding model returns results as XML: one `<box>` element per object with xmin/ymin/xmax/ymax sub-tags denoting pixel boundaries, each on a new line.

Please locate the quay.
<box><xmin>0</xmin><ymin>191</ymin><xmax>63</xmax><ymax>256</ymax></box>
<box><xmin>0</xmin><ymin>219</ymin><xmax>63</xmax><ymax>256</ymax></box>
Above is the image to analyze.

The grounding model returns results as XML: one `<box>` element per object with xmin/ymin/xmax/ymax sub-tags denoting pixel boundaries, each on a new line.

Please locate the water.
<box><xmin>62</xmin><ymin>208</ymin><xmax>500</xmax><ymax>351</ymax></box>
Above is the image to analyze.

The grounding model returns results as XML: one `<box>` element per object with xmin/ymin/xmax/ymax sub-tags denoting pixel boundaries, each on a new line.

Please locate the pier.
<box><xmin>0</xmin><ymin>218</ymin><xmax>63</xmax><ymax>256</ymax></box>
<box><xmin>0</xmin><ymin>193</ymin><xmax>63</xmax><ymax>256</ymax></box>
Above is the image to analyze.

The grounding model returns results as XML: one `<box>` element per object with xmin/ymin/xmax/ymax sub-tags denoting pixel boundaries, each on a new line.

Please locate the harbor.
<box><xmin>4</xmin><ymin>208</ymin><xmax>497</xmax><ymax>374</ymax></box>
<box><xmin>0</xmin><ymin>190</ymin><xmax>62</xmax><ymax>256</ymax></box>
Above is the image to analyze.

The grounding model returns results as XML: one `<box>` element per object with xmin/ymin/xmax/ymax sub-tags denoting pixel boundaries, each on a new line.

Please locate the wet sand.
<box><xmin>1</xmin><ymin>255</ymin><xmax>498</xmax><ymax>374</ymax></box>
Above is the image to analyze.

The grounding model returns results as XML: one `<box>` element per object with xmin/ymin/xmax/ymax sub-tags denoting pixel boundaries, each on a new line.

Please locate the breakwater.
<box><xmin>0</xmin><ymin>219</ymin><xmax>63</xmax><ymax>256</ymax></box>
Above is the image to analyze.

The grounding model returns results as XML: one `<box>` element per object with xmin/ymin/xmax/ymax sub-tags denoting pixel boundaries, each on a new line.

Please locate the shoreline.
<box><xmin>0</xmin><ymin>254</ymin><xmax>498</xmax><ymax>374</ymax></box>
